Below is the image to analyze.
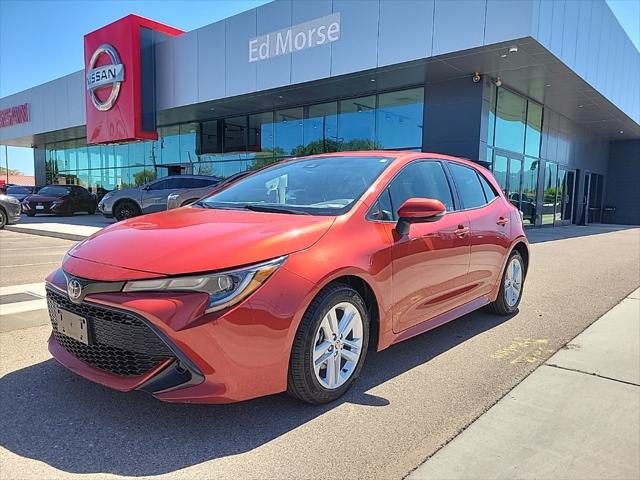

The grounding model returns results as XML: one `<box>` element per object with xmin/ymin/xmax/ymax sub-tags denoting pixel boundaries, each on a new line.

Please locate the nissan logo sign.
<box><xmin>86</xmin><ymin>43</ymin><xmax>125</xmax><ymax>111</ymax></box>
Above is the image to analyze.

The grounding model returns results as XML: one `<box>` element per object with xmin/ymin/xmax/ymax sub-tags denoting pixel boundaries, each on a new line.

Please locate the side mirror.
<box><xmin>395</xmin><ymin>198</ymin><xmax>446</xmax><ymax>235</ymax></box>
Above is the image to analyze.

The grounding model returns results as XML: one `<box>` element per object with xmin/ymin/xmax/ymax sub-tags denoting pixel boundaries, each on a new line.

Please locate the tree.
<box><xmin>0</xmin><ymin>166</ymin><xmax>24</xmax><ymax>176</ymax></box>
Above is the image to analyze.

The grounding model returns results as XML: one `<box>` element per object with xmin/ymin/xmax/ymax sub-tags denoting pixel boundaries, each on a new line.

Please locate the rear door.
<box><xmin>143</xmin><ymin>178</ymin><xmax>178</xmax><ymax>213</ymax></box>
<box><xmin>447</xmin><ymin>162</ymin><xmax>512</xmax><ymax>301</ymax></box>
<box><xmin>379</xmin><ymin>160</ymin><xmax>471</xmax><ymax>333</ymax></box>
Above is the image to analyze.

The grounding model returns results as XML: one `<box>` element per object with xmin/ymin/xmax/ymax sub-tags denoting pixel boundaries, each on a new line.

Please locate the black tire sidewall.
<box><xmin>289</xmin><ymin>285</ymin><xmax>370</xmax><ymax>404</ymax></box>
<box><xmin>114</xmin><ymin>201</ymin><xmax>139</xmax><ymax>221</ymax></box>
<box><xmin>496</xmin><ymin>251</ymin><xmax>525</xmax><ymax>314</ymax></box>
<box><xmin>0</xmin><ymin>208</ymin><xmax>6</xmax><ymax>228</ymax></box>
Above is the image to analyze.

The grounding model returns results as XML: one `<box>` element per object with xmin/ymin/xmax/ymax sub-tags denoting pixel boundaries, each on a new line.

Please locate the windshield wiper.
<box><xmin>243</xmin><ymin>204</ymin><xmax>310</xmax><ymax>215</ymax></box>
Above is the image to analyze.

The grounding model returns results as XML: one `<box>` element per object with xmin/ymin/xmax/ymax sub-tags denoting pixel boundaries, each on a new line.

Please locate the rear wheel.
<box><xmin>488</xmin><ymin>250</ymin><xmax>525</xmax><ymax>315</ymax></box>
<box><xmin>0</xmin><ymin>207</ymin><xmax>7</xmax><ymax>229</ymax></box>
<box><xmin>113</xmin><ymin>200</ymin><xmax>141</xmax><ymax>221</ymax></box>
<box><xmin>288</xmin><ymin>283</ymin><xmax>369</xmax><ymax>404</ymax></box>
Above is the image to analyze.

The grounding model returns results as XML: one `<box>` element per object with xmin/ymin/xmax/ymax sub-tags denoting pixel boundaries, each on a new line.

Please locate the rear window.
<box><xmin>448</xmin><ymin>163</ymin><xmax>487</xmax><ymax>209</ymax></box>
<box><xmin>7</xmin><ymin>186</ymin><xmax>33</xmax><ymax>195</ymax></box>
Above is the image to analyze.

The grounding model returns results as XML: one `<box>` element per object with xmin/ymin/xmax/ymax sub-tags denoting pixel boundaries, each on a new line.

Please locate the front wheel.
<box><xmin>26</xmin><ymin>211</ymin><xmax>35</xmax><ymax>217</ymax></box>
<box><xmin>488</xmin><ymin>250</ymin><xmax>525</xmax><ymax>315</ymax></box>
<box><xmin>288</xmin><ymin>283</ymin><xmax>370</xmax><ymax>404</ymax></box>
<box><xmin>0</xmin><ymin>208</ymin><xmax>7</xmax><ymax>229</ymax></box>
<box><xmin>113</xmin><ymin>201</ymin><xmax>141</xmax><ymax>221</ymax></box>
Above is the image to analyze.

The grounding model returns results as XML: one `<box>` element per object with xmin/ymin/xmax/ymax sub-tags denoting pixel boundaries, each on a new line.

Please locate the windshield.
<box><xmin>37</xmin><ymin>186</ymin><xmax>71</xmax><ymax>197</ymax></box>
<box><xmin>200</xmin><ymin>156</ymin><xmax>394</xmax><ymax>215</ymax></box>
<box><xmin>7</xmin><ymin>186</ymin><xmax>33</xmax><ymax>195</ymax></box>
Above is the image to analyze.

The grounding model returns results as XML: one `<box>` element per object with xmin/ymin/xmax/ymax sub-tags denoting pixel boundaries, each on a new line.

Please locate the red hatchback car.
<box><xmin>45</xmin><ymin>152</ymin><xmax>528</xmax><ymax>404</ymax></box>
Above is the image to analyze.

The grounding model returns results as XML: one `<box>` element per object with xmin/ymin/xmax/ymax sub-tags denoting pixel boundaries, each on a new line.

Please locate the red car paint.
<box><xmin>46</xmin><ymin>152</ymin><xmax>528</xmax><ymax>403</ymax></box>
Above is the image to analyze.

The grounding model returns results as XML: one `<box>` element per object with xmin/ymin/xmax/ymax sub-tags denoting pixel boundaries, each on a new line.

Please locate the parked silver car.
<box><xmin>0</xmin><ymin>194</ymin><xmax>22</xmax><ymax>229</ymax></box>
<box><xmin>166</xmin><ymin>171</ymin><xmax>252</xmax><ymax>210</ymax></box>
<box><xmin>98</xmin><ymin>175</ymin><xmax>222</xmax><ymax>221</ymax></box>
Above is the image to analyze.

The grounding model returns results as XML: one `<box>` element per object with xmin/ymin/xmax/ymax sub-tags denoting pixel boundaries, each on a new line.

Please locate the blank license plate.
<box><xmin>36</xmin><ymin>205</ymin><xmax>44</xmax><ymax>210</ymax></box>
<box><xmin>57</xmin><ymin>309</ymin><xmax>90</xmax><ymax>345</ymax></box>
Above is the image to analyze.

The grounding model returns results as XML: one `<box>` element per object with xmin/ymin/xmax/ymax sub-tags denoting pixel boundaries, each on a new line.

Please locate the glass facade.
<box><xmin>487</xmin><ymin>86</ymin><xmax>543</xmax><ymax>227</ymax></box>
<box><xmin>45</xmin><ymin>86</ymin><xmax>424</xmax><ymax>197</ymax></box>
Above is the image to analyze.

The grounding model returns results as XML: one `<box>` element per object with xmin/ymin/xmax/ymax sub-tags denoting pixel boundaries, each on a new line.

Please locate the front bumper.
<box><xmin>97</xmin><ymin>200</ymin><xmax>113</xmax><ymax>218</ymax></box>
<box><xmin>4</xmin><ymin>201</ymin><xmax>21</xmax><ymax>223</ymax></box>
<box><xmin>45</xmin><ymin>263</ymin><xmax>314</xmax><ymax>403</ymax></box>
<box><xmin>22</xmin><ymin>201</ymin><xmax>65</xmax><ymax>215</ymax></box>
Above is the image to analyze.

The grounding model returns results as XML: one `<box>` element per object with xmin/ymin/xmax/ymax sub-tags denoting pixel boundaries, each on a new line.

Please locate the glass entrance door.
<box><xmin>492</xmin><ymin>152</ymin><xmax>536</xmax><ymax>227</ymax></box>
<box><xmin>556</xmin><ymin>168</ymin><xmax>576</xmax><ymax>225</ymax></box>
<box><xmin>542</xmin><ymin>162</ymin><xmax>558</xmax><ymax>226</ymax></box>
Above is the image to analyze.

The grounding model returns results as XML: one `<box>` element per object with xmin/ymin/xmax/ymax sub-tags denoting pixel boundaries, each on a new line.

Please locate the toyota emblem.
<box><xmin>86</xmin><ymin>43</ymin><xmax>125</xmax><ymax>111</ymax></box>
<box><xmin>67</xmin><ymin>279</ymin><xmax>83</xmax><ymax>302</ymax></box>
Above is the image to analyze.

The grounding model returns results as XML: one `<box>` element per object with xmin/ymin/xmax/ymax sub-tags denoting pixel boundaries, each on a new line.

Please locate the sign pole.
<box><xmin>4</xmin><ymin>145</ymin><xmax>8</xmax><ymax>185</ymax></box>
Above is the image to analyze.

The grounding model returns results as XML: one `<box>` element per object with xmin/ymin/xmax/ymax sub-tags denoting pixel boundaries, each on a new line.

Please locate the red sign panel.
<box><xmin>84</xmin><ymin>15</ymin><xmax>182</xmax><ymax>144</ymax></box>
<box><xmin>0</xmin><ymin>104</ymin><xmax>29</xmax><ymax>128</ymax></box>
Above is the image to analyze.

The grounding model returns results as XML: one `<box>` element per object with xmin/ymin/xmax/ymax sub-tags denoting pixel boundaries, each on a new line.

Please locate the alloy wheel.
<box><xmin>504</xmin><ymin>256</ymin><xmax>523</xmax><ymax>307</ymax></box>
<box><xmin>312</xmin><ymin>302</ymin><xmax>364</xmax><ymax>390</ymax></box>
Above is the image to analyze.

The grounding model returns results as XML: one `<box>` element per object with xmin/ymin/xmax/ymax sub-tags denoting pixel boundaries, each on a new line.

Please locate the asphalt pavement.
<box><xmin>0</xmin><ymin>225</ymin><xmax>639</xmax><ymax>479</ymax></box>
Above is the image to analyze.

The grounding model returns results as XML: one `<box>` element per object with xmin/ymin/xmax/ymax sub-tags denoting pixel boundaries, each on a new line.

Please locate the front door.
<box><xmin>382</xmin><ymin>160</ymin><xmax>471</xmax><ymax>333</ymax></box>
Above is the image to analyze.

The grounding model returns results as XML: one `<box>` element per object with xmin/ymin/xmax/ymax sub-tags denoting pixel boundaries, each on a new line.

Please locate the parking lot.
<box><xmin>0</xmin><ymin>225</ymin><xmax>639</xmax><ymax>479</ymax></box>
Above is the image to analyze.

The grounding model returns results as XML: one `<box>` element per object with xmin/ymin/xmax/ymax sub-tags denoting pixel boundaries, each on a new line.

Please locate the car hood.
<box><xmin>25</xmin><ymin>194</ymin><xmax>68</xmax><ymax>202</ymax></box>
<box><xmin>68</xmin><ymin>207</ymin><xmax>336</xmax><ymax>277</ymax></box>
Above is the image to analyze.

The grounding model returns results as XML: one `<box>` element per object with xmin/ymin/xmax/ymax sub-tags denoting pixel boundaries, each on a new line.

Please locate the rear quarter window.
<box><xmin>448</xmin><ymin>163</ymin><xmax>488</xmax><ymax>209</ymax></box>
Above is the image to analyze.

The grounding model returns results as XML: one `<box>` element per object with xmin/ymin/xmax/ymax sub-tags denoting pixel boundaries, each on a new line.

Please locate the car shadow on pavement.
<box><xmin>0</xmin><ymin>309</ymin><xmax>512</xmax><ymax>476</ymax></box>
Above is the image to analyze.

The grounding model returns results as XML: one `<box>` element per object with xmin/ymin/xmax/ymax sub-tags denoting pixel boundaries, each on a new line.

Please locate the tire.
<box><xmin>0</xmin><ymin>207</ymin><xmax>7</xmax><ymax>229</ymax></box>
<box><xmin>288</xmin><ymin>283</ymin><xmax>370</xmax><ymax>404</ymax></box>
<box><xmin>87</xmin><ymin>206</ymin><xmax>96</xmax><ymax>215</ymax></box>
<box><xmin>26</xmin><ymin>211</ymin><xmax>35</xmax><ymax>217</ymax></box>
<box><xmin>113</xmin><ymin>200</ymin><xmax>141</xmax><ymax>221</ymax></box>
<box><xmin>488</xmin><ymin>250</ymin><xmax>525</xmax><ymax>315</ymax></box>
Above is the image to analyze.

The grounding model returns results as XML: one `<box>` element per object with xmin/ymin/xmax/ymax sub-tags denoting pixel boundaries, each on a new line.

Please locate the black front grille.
<box><xmin>47</xmin><ymin>287</ymin><xmax>175</xmax><ymax>377</ymax></box>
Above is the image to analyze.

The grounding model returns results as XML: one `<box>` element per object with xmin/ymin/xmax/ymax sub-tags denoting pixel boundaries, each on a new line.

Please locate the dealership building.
<box><xmin>0</xmin><ymin>0</ymin><xmax>638</xmax><ymax>226</ymax></box>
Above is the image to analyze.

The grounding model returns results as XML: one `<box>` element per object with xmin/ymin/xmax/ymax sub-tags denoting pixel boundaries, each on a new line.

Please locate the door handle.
<box><xmin>454</xmin><ymin>225</ymin><xmax>470</xmax><ymax>238</ymax></box>
<box><xmin>496</xmin><ymin>217</ymin><xmax>509</xmax><ymax>226</ymax></box>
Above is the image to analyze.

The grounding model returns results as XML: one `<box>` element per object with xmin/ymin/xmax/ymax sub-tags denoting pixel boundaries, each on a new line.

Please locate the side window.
<box><xmin>478</xmin><ymin>173</ymin><xmax>498</xmax><ymax>201</ymax></box>
<box><xmin>448</xmin><ymin>163</ymin><xmax>487</xmax><ymax>209</ymax></box>
<box><xmin>192</xmin><ymin>178</ymin><xmax>219</xmax><ymax>188</ymax></box>
<box><xmin>367</xmin><ymin>189</ymin><xmax>394</xmax><ymax>221</ymax></box>
<box><xmin>148</xmin><ymin>179</ymin><xmax>170</xmax><ymax>191</ymax></box>
<box><xmin>387</xmin><ymin>161</ymin><xmax>455</xmax><ymax>219</ymax></box>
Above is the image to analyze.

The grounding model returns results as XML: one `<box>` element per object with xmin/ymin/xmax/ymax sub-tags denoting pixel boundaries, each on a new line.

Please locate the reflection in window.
<box><xmin>223</xmin><ymin>116</ymin><xmax>247</xmax><ymax>153</ymax></box>
<box><xmin>522</xmin><ymin>157</ymin><xmax>539</xmax><ymax>225</ymax></box>
<box><xmin>179</xmin><ymin>123</ymin><xmax>199</xmax><ymax>164</ymax></box>
<box><xmin>493</xmin><ymin>154</ymin><xmax>508</xmax><ymax>192</ymax></box>
<box><xmin>525</xmin><ymin>102</ymin><xmax>542</xmax><ymax>158</ymax></box>
<box><xmin>338</xmin><ymin>95</ymin><xmax>376</xmax><ymax>150</ymax></box>
<box><xmin>275</xmin><ymin>108</ymin><xmax>303</xmax><ymax>157</ymax></box>
<box><xmin>509</xmin><ymin>158</ymin><xmax>522</xmax><ymax>201</ymax></box>
<box><xmin>377</xmin><ymin>88</ymin><xmax>423</xmax><ymax>149</ymax></box>
<box><xmin>495</xmin><ymin>88</ymin><xmax>526</xmax><ymax>154</ymax></box>
<box><xmin>202</xmin><ymin>120</ymin><xmax>221</xmax><ymax>154</ymax></box>
<box><xmin>159</xmin><ymin>125</ymin><xmax>180</xmax><ymax>164</ymax></box>
<box><xmin>303</xmin><ymin>102</ymin><xmax>338</xmax><ymax>154</ymax></box>
<box><xmin>542</xmin><ymin>162</ymin><xmax>558</xmax><ymax>226</ymax></box>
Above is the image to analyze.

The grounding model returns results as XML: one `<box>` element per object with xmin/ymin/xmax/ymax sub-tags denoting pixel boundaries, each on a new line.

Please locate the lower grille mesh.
<box><xmin>47</xmin><ymin>287</ymin><xmax>175</xmax><ymax>376</ymax></box>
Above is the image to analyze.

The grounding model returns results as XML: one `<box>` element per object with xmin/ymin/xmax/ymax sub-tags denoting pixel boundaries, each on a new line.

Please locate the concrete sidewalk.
<box><xmin>5</xmin><ymin>214</ymin><xmax>110</xmax><ymax>240</ymax></box>
<box><xmin>409</xmin><ymin>288</ymin><xmax>640</xmax><ymax>480</ymax></box>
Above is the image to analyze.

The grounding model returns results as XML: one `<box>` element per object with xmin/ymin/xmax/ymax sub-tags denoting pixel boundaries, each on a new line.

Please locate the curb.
<box><xmin>5</xmin><ymin>225</ymin><xmax>90</xmax><ymax>241</ymax></box>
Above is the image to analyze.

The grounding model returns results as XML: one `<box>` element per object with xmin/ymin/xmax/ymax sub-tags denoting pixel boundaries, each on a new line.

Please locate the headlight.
<box><xmin>102</xmin><ymin>192</ymin><xmax>114</xmax><ymax>202</ymax></box>
<box><xmin>123</xmin><ymin>256</ymin><xmax>286</xmax><ymax>313</ymax></box>
<box><xmin>5</xmin><ymin>196</ymin><xmax>20</xmax><ymax>204</ymax></box>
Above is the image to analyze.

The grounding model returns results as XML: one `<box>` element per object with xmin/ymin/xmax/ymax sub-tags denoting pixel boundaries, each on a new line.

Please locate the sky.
<box><xmin>1</xmin><ymin>0</ymin><xmax>638</xmax><ymax>177</ymax></box>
